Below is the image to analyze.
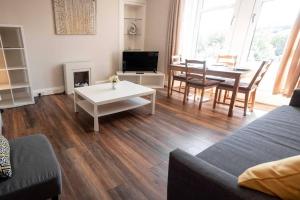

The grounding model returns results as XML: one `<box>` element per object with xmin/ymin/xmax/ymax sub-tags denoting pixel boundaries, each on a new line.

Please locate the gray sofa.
<box><xmin>168</xmin><ymin>89</ymin><xmax>300</xmax><ymax>200</ymax></box>
<box><xmin>0</xmin><ymin>134</ymin><xmax>62</xmax><ymax>200</ymax></box>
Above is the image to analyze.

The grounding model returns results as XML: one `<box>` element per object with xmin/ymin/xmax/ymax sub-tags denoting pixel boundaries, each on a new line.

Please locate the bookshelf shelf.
<box><xmin>0</xmin><ymin>83</ymin><xmax>10</xmax><ymax>90</ymax></box>
<box><xmin>124</xmin><ymin>17</ymin><xmax>142</xmax><ymax>20</ymax></box>
<box><xmin>11</xmin><ymin>82</ymin><xmax>30</xmax><ymax>89</ymax></box>
<box><xmin>7</xmin><ymin>66</ymin><xmax>27</xmax><ymax>70</ymax></box>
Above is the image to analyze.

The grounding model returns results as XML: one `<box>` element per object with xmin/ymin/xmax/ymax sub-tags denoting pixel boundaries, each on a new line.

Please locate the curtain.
<box><xmin>165</xmin><ymin>0</ymin><xmax>184</xmax><ymax>73</ymax></box>
<box><xmin>273</xmin><ymin>11</ymin><xmax>300</xmax><ymax>96</ymax></box>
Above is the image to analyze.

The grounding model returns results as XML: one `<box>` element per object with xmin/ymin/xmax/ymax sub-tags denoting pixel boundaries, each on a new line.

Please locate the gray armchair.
<box><xmin>0</xmin><ymin>134</ymin><xmax>62</xmax><ymax>200</ymax></box>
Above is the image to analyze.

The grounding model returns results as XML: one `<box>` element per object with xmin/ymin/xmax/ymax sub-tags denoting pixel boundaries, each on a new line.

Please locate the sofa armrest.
<box><xmin>290</xmin><ymin>89</ymin><xmax>300</xmax><ymax>107</ymax></box>
<box><xmin>168</xmin><ymin>149</ymin><xmax>278</xmax><ymax>200</ymax></box>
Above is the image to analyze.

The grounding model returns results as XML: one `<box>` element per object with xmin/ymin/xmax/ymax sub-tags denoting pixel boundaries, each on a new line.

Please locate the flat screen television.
<box><xmin>122</xmin><ymin>51</ymin><xmax>159</xmax><ymax>72</ymax></box>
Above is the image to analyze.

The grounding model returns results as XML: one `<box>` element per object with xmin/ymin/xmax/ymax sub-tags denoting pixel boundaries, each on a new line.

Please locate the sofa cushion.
<box><xmin>0</xmin><ymin>135</ymin><xmax>12</xmax><ymax>178</ymax></box>
<box><xmin>197</xmin><ymin>105</ymin><xmax>300</xmax><ymax>177</ymax></box>
<box><xmin>0</xmin><ymin>134</ymin><xmax>62</xmax><ymax>200</ymax></box>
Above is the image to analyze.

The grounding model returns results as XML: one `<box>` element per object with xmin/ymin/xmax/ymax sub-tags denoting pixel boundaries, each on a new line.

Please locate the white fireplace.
<box><xmin>63</xmin><ymin>61</ymin><xmax>95</xmax><ymax>94</ymax></box>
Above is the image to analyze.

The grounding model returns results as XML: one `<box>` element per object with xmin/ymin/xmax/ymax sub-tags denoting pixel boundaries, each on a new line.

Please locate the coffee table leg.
<box><xmin>94</xmin><ymin>104</ymin><xmax>99</xmax><ymax>132</ymax></box>
<box><xmin>74</xmin><ymin>92</ymin><xmax>78</xmax><ymax>113</ymax></box>
<box><xmin>151</xmin><ymin>92</ymin><xmax>156</xmax><ymax>115</ymax></box>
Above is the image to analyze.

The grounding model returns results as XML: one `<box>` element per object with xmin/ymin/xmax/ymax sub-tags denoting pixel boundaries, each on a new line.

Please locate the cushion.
<box><xmin>173</xmin><ymin>73</ymin><xmax>187</xmax><ymax>81</ymax></box>
<box><xmin>0</xmin><ymin>135</ymin><xmax>12</xmax><ymax>178</ymax></box>
<box><xmin>206</xmin><ymin>75</ymin><xmax>226</xmax><ymax>82</ymax></box>
<box><xmin>238</xmin><ymin>155</ymin><xmax>300</xmax><ymax>200</ymax></box>
<box><xmin>188</xmin><ymin>78</ymin><xmax>220</xmax><ymax>86</ymax></box>
<box><xmin>219</xmin><ymin>80</ymin><xmax>249</xmax><ymax>90</ymax></box>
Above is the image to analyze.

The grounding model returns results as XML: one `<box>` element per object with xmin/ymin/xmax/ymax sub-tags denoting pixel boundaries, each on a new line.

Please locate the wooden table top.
<box><xmin>169</xmin><ymin>63</ymin><xmax>251</xmax><ymax>78</ymax></box>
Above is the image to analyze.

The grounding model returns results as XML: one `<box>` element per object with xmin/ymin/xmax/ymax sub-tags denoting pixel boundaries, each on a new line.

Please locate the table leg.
<box><xmin>228</xmin><ymin>74</ymin><xmax>241</xmax><ymax>117</ymax></box>
<box><xmin>74</xmin><ymin>92</ymin><xmax>78</xmax><ymax>113</ymax></box>
<box><xmin>167</xmin><ymin>67</ymin><xmax>171</xmax><ymax>97</ymax></box>
<box><xmin>94</xmin><ymin>104</ymin><xmax>99</xmax><ymax>132</ymax></box>
<box><xmin>151</xmin><ymin>92</ymin><xmax>156</xmax><ymax>115</ymax></box>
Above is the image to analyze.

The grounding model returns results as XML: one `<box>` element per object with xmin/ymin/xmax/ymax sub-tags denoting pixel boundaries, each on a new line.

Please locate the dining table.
<box><xmin>167</xmin><ymin>63</ymin><xmax>250</xmax><ymax>117</ymax></box>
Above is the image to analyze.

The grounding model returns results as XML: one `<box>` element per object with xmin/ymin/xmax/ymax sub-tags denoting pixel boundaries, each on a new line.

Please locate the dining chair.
<box><xmin>215</xmin><ymin>54</ymin><xmax>238</xmax><ymax>100</ymax></box>
<box><xmin>183</xmin><ymin>60</ymin><xmax>221</xmax><ymax>110</ymax></box>
<box><xmin>170</xmin><ymin>55</ymin><xmax>186</xmax><ymax>95</ymax></box>
<box><xmin>213</xmin><ymin>60</ymin><xmax>273</xmax><ymax>116</ymax></box>
<box><xmin>207</xmin><ymin>54</ymin><xmax>238</xmax><ymax>84</ymax></box>
<box><xmin>216</xmin><ymin>54</ymin><xmax>238</xmax><ymax>68</ymax></box>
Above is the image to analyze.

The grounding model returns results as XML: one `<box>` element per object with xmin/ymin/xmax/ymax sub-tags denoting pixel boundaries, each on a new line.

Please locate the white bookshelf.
<box><xmin>0</xmin><ymin>25</ymin><xmax>34</xmax><ymax>109</ymax></box>
<box><xmin>116</xmin><ymin>71</ymin><xmax>165</xmax><ymax>88</ymax></box>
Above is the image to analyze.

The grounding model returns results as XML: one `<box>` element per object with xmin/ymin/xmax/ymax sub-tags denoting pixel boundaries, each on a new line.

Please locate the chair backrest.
<box><xmin>248</xmin><ymin>60</ymin><xmax>273</xmax><ymax>91</ymax></box>
<box><xmin>217</xmin><ymin>54</ymin><xmax>238</xmax><ymax>68</ymax></box>
<box><xmin>185</xmin><ymin>59</ymin><xmax>207</xmax><ymax>84</ymax></box>
<box><xmin>171</xmin><ymin>55</ymin><xmax>181</xmax><ymax>64</ymax></box>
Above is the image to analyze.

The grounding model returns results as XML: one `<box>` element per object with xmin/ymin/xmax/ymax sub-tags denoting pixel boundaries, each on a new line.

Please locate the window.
<box><xmin>178</xmin><ymin>0</ymin><xmax>299</xmax><ymax>104</ymax></box>
<box><xmin>179</xmin><ymin>0</ymin><xmax>239</xmax><ymax>61</ymax></box>
<box><xmin>247</xmin><ymin>0</ymin><xmax>300</xmax><ymax>63</ymax></box>
<box><xmin>241</xmin><ymin>0</ymin><xmax>300</xmax><ymax>105</ymax></box>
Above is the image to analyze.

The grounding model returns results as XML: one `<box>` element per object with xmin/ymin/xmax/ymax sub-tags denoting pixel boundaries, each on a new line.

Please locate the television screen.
<box><xmin>123</xmin><ymin>51</ymin><xmax>159</xmax><ymax>72</ymax></box>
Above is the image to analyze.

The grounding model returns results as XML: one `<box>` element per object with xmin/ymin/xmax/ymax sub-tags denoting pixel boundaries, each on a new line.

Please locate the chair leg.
<box><xmin>186</xmin><ymin>86</ymin><xmax>190</xmax><ymax>101</ymax></box>
<box><xmin>213</xmin><ymin>88</ymin><xmax>219</xmax><ymax>109</ymax></box>
<box><xmin>250</xmin><ymin>90</ymin><xmax>257</xmax><ymax>112</ymax></box>
<box><xmin>244</xmin><ymin>92</ymin><xmax>250</xmax><ymax>116</ymax></box>
<box><xmin>194</xmin><ymin>88</ymin><xmax>197</xmax><ymax>101</ymax></box>
<box><xmin>179</xmin><ymin>81</ymin><xmax>183</xmax><ymax>92</ymax></box>
<box><xmin>52</xmin><ymin>195</ymin><xmax>59</xmax><ymax>200</ymax></box>
<box><xmin>199</xmin><ymin>88</ymin><xmax>205</xmax><ymax>110</ymax></box>
<box><xmin>170</xmin><ymin>79</ymin><xmax>175</xmax><ymax>95</ymax></box>
<box><xmin>218</xmin><ymin>89</ymin><xmax>222</xmax><ymax>102</ymax></box>
<box><xmin>223</xmin><ymin>90</ymin><xmax>228</xmax><ymax>103</ymax></box>
<box><xmin>183</xmin><ymin>84</ymin><xmax>188</xmax><ymax>104</ymax></box>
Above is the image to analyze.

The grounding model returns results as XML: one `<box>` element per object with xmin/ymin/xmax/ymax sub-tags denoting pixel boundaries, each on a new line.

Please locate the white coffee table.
<box><xmin>74</xmin><ymin>81</ymin><xmax>156</xmax><ymax>132</ymax></box>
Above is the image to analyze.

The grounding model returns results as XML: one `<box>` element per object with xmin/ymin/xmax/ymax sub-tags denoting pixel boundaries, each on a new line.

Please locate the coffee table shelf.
<box><xmin>77</xmin><ymin>97</ymin><xmax>151</xmax><ymax>117</ymax></box>
<box><xmin>74</xmin><ymin>81</ymin><xmax>156</xmax><ymax>132</ymax></box>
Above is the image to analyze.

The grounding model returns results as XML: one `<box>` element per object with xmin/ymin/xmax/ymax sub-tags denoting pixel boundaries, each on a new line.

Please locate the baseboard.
<box><xmin>33</xmin><ymin>86</ymin><xmax>65</xmax><ymax>97</ymax></box>
<box><xmin>33</xmin><ymin>80</ymin><xmax>109</xmax><ymax>97</ymax></box>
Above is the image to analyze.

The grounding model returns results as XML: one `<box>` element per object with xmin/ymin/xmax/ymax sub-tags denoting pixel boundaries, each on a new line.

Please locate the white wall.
<box><xmin>0</xmin><ymin>0</ymin><xmax>120</xmax><ymax>93</ymax></box>
<box><xmin>145</xmin><ymin>0</ymin><xmax>171</xmax><ymax>73</ymax></box>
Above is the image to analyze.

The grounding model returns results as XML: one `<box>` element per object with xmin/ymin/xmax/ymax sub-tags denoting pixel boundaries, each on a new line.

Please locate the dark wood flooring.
<box><xmin>2</xmin><ymin>89</ymin><xmax>275</xmax><ymax>200</ymax></box>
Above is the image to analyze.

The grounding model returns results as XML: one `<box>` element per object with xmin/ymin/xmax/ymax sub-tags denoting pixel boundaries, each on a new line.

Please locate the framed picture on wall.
<box><xmin>52</xmin><ymin>0</ymin><xmax>96</xmax><ymax>35</ymax></box>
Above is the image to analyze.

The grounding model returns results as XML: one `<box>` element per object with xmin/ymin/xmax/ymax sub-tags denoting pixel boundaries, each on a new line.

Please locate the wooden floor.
<box><xmin>2</xmin><ymin>89</ymin><xmax>275</xmax><ymax>200</ymax></box>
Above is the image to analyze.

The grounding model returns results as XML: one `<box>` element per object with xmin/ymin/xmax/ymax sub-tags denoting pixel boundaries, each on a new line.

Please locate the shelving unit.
<box><xmin>0</xmin><ymin>25</ymin><xmax>34</xmax><ymax>109</ymax></box>
<box><xmin>119</xmin><ymin>0</ymin><xmax>146</xmax><ymax>54</ymax></box>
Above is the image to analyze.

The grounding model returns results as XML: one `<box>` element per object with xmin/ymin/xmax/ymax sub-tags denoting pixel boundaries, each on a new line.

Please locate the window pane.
<box><xmin>247</xmin><ymin>0</ymin><xmax>300</xmax><ymax>62</ymax></box>
<box><xmin>195</xmin><ymin>8</ymin><xmax>234</xmax><ymax>60</ymax></box>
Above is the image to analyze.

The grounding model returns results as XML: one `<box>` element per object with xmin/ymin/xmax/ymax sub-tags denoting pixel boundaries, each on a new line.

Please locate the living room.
<box><xmin>0</xmin><ymin>0</ymin><xmax>300</xmax><ymax>200</ymax></box>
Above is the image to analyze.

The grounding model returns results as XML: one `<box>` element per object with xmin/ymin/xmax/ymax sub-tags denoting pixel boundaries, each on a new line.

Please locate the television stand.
<box><xmin>116</xmin><ymin>71</ymin><xmax>165</xmax><ymax>88</ymax></box>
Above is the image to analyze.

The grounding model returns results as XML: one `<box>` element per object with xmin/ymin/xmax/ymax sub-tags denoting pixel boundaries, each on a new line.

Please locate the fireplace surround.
<box><xmin>63</xmin><ymin>61</ymin><xmax>95</xmax><ymax>94</ymax></box>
